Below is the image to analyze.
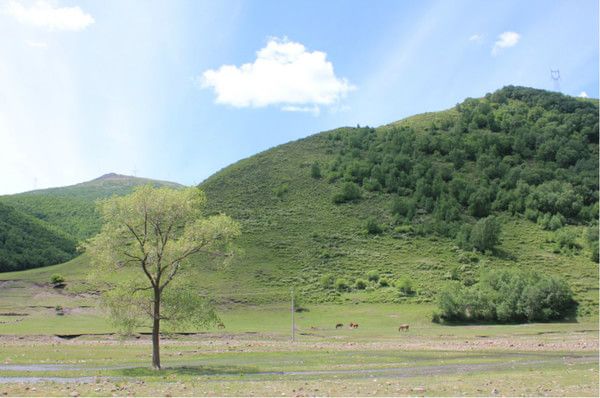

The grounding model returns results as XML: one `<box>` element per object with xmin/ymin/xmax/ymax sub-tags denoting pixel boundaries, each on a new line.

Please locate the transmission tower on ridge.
<box><xmin>550</xmin><ymin>69</ymin><xmax>561</xmax><ymax>92</ymax></box>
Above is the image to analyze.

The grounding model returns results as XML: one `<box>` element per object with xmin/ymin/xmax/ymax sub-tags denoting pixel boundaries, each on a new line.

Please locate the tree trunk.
<box><xmin>152</xmin><ymin>288</ymin><xmax>161</xmax><ymax>370</ymax></box>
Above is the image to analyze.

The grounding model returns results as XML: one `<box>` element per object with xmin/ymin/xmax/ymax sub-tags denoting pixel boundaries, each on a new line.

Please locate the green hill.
<box><xmin>0</xmin><ymin>202</ymin><xmax>76</xmax><ymax>272</ymax></box>
<box><xmin>198</xmin><ymin>86</ymin><xmax>598</xmax><ymax>312</ymax></box>
<box><xmin>0</xmin><ymin>173</ymin><xmax>183</xmax><ymax>242</ymax></box>
<box><xmin>0</xmin><ymin>173</ymin><xmax>183</xmax><ymax>271</ymax></box>
<box><xmin>1</xmin><ymin>87</ymin><xmax>598</xmax><ymax>316</ymax></box>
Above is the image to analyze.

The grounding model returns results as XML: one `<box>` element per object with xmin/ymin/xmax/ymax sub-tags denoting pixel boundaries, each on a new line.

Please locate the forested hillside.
<box><xmin>327</xmin><ymin>86</ymin><xmax>598</xmax><ymax>248</ymax></box>
<box><xmin>0</xmin><ymin>203</ymin><xmax>76</xmax><ymax>272</ymax></box>
<box><xmin>0</xmin><ymin>173</ymin><xmax>183</xmax><ymax>271</ymax></box>
<box><xmin>200</xmin><ymin>86</ymin><xmax>598</xmax><ymax>311</ymax></box>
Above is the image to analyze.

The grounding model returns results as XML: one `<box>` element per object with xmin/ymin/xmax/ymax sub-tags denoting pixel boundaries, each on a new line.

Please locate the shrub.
<box><xmin>469</xmin><ymin>216</ymin><xmax>501</xmax><ymax>252</ymax></box>
<box><xmin>366</xmin><ymin>270</ymin><xmax>379</xmax><ymax>282</ymax></box>
<box><xmin>50</xmin><ymin>274</ymin><xmax>65</xmax><ymax>285</ymax></box>
<box><xmin>294</xmin><ymin>295</ymin><xmax>309</xmax><ymax>312</ymax></box>
<box><xmin>586</xmin><ymin>225</ymin><xmax>599</xmax><ymax>262</ymax></box>
<box><xmin>437</xmin><ymin>269</ymin><xmax>576</xmax><ymax>323</ymax></box>
<box><xmin>455</xmin><ymin>224</ymin><xmax>472</xmax><ymax>250</ymax></box>
<box><xmin>363</xmin><ymin>178</ymin><xmax>382</xmax><ymax>192</ymax></box>
<box><xmin>396</xmin><ymin>278</ymin><xmax>414</xmax><ymax>295</ymax></box>
<box><xmin>320</xmin><ymin>274</ymin><xmax>335</xmax><ymax>289</ymax></box>
<box><xmin>310</xmin><ymin>162</ymin><xmax>322</xmax><ymax>179</ymax></box>
<box><xmin>332</xmin><ymin>182</ymin><xmax>361</xmax><ymax>204</ymax></box>
<box><xmin>354</xmin><ymin>278</ymin><xmax>367</xmax><ymax>290</ymax></box>
<box><xmin>366</xmin><ymin>218</ymin><xmax>383</xmax><ymax>234</ymax></box>
<box><xmin>524</xmin><ymin>208</ymin><xmax>539</xmax><ymax>222</ymax></box>
<box><xmin>378</xmin><ymin>278</ymin><xmax>390</xmax><ymax>287</ymax></box>
<box><xmin>538</xmin><ymin>213</ymin><xmax>565</xmax><ymax>231</ymax></box>
<box><xmin>556</xmin><ymin>229</ymin><xmax>580</xmax><ymax>250</ymax></box>
<box><xmin>273</xmin><ymin>183</ymin><xmax>289</xmax><ymax>198</ymax></box>
<box><xmin>446</xmin><ymin>265</ymin><xmax>460</xmax><ymax>280</ymax></box>
<box><xmin>391</xmin><ymin>197</ymin><xmax>416</xmax><ymax>219</ymax></box>
<box><xmin>334</xmin><ymin>278</ymin><xmax>350</xmax><ymax>292</ymax></box>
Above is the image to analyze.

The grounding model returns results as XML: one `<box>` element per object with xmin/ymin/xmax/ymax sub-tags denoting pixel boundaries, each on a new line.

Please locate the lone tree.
<box><xmin>86</xmin><ymin>185</ymin><xmax>240</xmax><ymax>369</ymax></box>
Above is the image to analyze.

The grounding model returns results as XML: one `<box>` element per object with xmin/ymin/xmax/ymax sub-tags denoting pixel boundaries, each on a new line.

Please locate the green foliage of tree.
<box><xmin>396</xmin><ymin>277</ymin><xmax>414</xmax><ymax>295</ymax></box>
<box><xmin>538</xmin><ymin>213</ymin><xmax>565</xmax><ymax>231</ymax></box>
<box><xmin>310</xmin><ymin>162</ymin><xmax>322</xmax><ymax>179</ymax></box>
<box><xmin>555</xmin><ymin>229</ymin><xmax>580</xmax><ymax>250</ymax></box>
<box><xmin>366</xmin><ymin>270</ymin><xmax>379</xmax><ymax>282</ymax></box>
<box><xmin>366</xmin><ymin>218</ymin><xmax>383</xmax><ymax>234</ymax></box>
<box><xmin>273</xmin><ymin>183</ymin><xmax>289</xmax><ymax>198</ymax></box>
<box><xmin>320</xmin><ymin>273</ymin><xmax>335</xmax><ymax>289</ymax></box>
<box><xmin>469</xmin><ymin>216</ymin><xmax>501</xmax><ymax>252</ymax></box>
<box><xmin>332</xmin><ymin>182</ymin><xmax>362</xmax><ymax>204</ymax></box>
<box><xmin>50</xmin><ymin>274</ymin><xmax>65</xmax><ymax>285</ymax></box>
<box><xmin>334</xmin><ymin>278</ymin><xmax>350</xmax><ymax>292</ymax></box>
<box><xmin>354</xmin><ymin>278</ymin><xmax>367</xmax><ymax>290</ymax></box>
<box><xmin>437</xmin><ymin>269</ymin><xmax>576</xmax><ymax>323</ymax></box>
<box><xmin>85</xmin><ymin>185</ymin><xmax>240</xmax><ymax>369</ymax></box>
<box><xmin>586</xmin><ymin>226</ymin><xmax>599</xmax><ymax>263</ymax></box>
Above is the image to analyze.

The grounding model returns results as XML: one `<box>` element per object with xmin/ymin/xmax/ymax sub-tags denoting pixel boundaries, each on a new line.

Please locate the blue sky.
<box><xmin>0</xmin><ymin>0</ymin><xmax>598</xmax><ymax>194</ymax></box>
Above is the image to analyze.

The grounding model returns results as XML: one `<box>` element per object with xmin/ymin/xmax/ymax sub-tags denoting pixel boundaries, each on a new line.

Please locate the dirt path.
<box><xmin>0</xmin><ymin>330</ymin><xmax>597</xmax><ymax>352</ymax></box>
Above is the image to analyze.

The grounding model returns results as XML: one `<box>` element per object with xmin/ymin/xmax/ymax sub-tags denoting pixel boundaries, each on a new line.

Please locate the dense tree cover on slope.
<box><xmin>0</xmin><ymin>174</ymin><xmax>183</xmax><ymax>243</ymax></box>
<box><xmin>0</xmin><ymin>203</ymin><xmax>77</xmax><ymax>272</ymax></box>
<box><xmin>437</xmin><ymin>268</ymin><xmax>576</xmax><ymax>322</ymax></box>
<box><xmin>327</xmin><ymin>86</ymin><xmax>598</xmax><ymax>248</ymax></box>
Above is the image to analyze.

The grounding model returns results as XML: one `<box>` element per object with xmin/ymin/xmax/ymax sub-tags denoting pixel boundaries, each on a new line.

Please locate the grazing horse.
<box><xmin>398</xmin><ymin>324</ymin><xmax>409</xmax><ymax>332</ymax></box>
<box><xmin>335</xmin><ymin>323</ymin><xmax>343</xmax><ymax>329</ymax></box>
<box><xmin>349</xmin><ymin>322</ymin><xmax>359</xmax><ymax>329</ymax></box>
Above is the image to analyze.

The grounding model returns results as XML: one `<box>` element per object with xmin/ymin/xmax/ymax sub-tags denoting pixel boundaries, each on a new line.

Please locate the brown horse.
<box><xmin>398</xmin><ymin>324</ymin><xmax>409</xmax><ymax>332</ymax></box>
<box><xmin>349</xmin><ymin>322</ymin><xmax>359</xmax><ymax>329</ymax></box>
<box><xmin>335</xmin><ymin>323</ymin><xmax>343</xmax><ymax>329</ymax></box>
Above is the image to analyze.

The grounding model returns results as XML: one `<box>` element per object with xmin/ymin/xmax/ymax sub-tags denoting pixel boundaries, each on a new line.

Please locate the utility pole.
<box><xmin>550</xmin><ymin>69</ymin><xmax>561</xmax><ymax>93</ymax></box>
<box><xmin>291</xmin><ymin>287</ymin><xmax>295</xmax><ymax>342</ymax></box>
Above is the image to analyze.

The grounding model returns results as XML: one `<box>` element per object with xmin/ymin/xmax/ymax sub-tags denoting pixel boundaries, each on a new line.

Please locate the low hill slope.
<box><xmin>199</xmin><ymin>86</ymin><xmax>598</xmax><ymax>312</ymax></box>
<box><xmin>0</xmin><ymin>203</ymin><xmax>76</xmax><ymax>272</ymax></box>
<box><xmin>0</xmin><ymin>173</ymin><xmax>183</xmax><ymax>243</ymax></box>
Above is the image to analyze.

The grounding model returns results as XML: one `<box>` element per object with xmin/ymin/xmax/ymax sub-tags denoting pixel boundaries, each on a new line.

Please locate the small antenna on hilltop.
<box><xmin>550</xmin><ymin>69</ymin><xmax>561</xmax><ymax>92</ymax></box>
<box><xmin>132</xmin><ymin>166</ymin><xmax>138</xmax><ymax>177</ymax></box>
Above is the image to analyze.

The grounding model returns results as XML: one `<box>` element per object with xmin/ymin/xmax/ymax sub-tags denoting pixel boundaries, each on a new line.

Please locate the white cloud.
<box><xmin>468</xmin><ymin>34</ymin><xmax>483</xmax><ymax>43</ymax></box>
<box><xmin>200</xmin><ymin>37</ymin><xmax>355</xmax><ymax>113</ymax></box>
<box><xmin>579</xmin><ymin>91</ymin><xmax>589</xmax><ymax>98</ymax></box>
<box><xmin>25</xmin><ymin>39</ymin><xmax>48</xmax><ymax>48</ymax></box>
<box><xmin>281</xmin><ymin>105</ymin><xmax>320</xmax><ymax>116</ymax></box>
<box><xmin>492</xmin><ymin>31</ymin><xmax>520</xmax><ymax>55</ymax></box>
<box><xmin>4</xmin><ymin>1</ymin><xmax>94</xmax><ymax>31</ymax></box>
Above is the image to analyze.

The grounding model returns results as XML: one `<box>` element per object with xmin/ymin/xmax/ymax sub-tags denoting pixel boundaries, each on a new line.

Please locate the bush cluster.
<box><xmin>437</xmin><ymin>268</ymin><xmax>576</xmax><ymax>323</ymax></box>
